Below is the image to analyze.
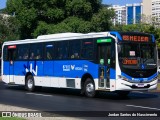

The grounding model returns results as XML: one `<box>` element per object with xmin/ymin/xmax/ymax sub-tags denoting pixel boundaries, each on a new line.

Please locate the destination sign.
<box><xmin>122</xmin><ymin>35</ymin><xmax>149</xmax><ymax>42</ymax></box>
<box><xmin>122</xmin><ymin>58</ymin><xmax>138</xmax><ymax>65</ymax></box>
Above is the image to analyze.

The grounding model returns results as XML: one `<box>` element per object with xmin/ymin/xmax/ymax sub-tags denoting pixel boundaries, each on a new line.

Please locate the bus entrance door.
<box><xmin>8</xmin><ymin>45</ymin><xmax>16</xmax><ymax>83</ymax></box>
<box><xmin>98</xmin><ymin>43</ymin><xmax>111</xmax><ymax>89</ymax></box>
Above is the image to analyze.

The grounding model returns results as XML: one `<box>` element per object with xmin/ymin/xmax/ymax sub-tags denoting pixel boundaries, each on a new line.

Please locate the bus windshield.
<box><xmin>118</xmin><ymin>43</ymin><xmax>157</xmax><ymax>68</ymax></box>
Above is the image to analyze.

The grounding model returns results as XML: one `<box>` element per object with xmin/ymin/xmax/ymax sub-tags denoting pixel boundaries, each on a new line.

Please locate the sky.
<box><xmin>102</xmin><ymin>0</ymin><xmax>142</xmax><ymax>5</ymax></box>
<box><xmin>0</xmin><ymin>0</ymin><xmax>142</xmax><ymax>9</ymax></box>
<box><xmin>0</xmin><ymin>0</ymin><xmax>6</xmax><ymax>9</ymax></box>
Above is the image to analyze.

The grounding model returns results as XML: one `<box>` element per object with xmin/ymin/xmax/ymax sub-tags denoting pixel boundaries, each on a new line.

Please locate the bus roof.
<box><xmin>37</xmin><ymin>32</ymin><xmax>84</xmax><ymax>39</ymax></box>
<box><xmin>3</xmin><ymin>32</ymin><xmax>112</xmax><ymax>45</ymax></box>
<box><xmin>4</xmin><ymin>31</ymin><xmax>155</xmax><ymax>46</ymax></box>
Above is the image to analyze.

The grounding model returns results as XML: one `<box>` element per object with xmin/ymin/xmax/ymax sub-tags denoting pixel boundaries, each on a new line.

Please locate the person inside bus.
<box><xmin>23</xmin><ymin>52</ymin><xmax>28</xmax><ymax>59</ymax></box>
<box><xmin>36</xmin><ymin>50</ymin><xmax>41</xmax><ymax>59</ymax></box>
<box><xmin>30</xmin><ymin>52</ymin><xmax>35</xmax><ymax>59</ymax></box>
<box><xmin>47</xmin><ymin>52</ymin><xmax>52</xmax><ymax>60</ymax></box>
<box><xmin>71</xmin><ymin>52</ymin><xmax>79</xmax><ymax>59</ymax></box>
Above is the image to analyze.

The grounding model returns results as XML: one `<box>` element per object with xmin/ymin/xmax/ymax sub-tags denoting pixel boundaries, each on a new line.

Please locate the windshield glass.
<box><xmin>118</xmin><ymin>43</ymin><xmax>157</xmax><ymax>67</ymax></box>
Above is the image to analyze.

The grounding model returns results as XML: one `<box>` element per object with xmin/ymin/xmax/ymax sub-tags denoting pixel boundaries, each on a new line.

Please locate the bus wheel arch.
<box><xmin>81</xmin><ymin>73</ymin><xmax>96</xmax><ymax>97</ymax></box>
<box><xmin>25</xmin><ymin>73</ymin><xmax>35</xmax><ymax>92</ymax></box>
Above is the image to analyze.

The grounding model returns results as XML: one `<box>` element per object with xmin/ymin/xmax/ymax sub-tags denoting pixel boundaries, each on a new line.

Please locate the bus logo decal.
<box><xmin>63</xmin><ymin>65</ymin><xmax>70</xmax><ymax>71</ymax></box>
<box><xmin>25</xmin><ymin>63</ymin><xmax>38</xmax><ymax>76</ymax></box>
<box><xmin>71</xmin><ymin>65</ymin><xmax>75</xmax><ymax>70</ymax></box>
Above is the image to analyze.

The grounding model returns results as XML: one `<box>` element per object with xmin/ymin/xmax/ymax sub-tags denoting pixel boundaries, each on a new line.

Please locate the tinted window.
<box><xmin>29</xmin><ymin>43</ymin><xmax>43</xmax><ymax>60</ymax></box>
<box><xmin>69</xmin><ymin>40</ymin><xmax>81</xmax><ymax>59</ymax></box>
<box><xmin>81</xmin><ymin>39</ymin><xmax>94</xmax><ymax>60</ymax></box>
<box><xmin>16</xmin><ymin>44</ymin><xmax>29</xmax><ymax>60</ymax></box>
<box><xmin>44</xmin><ymin>42</ymin><xmax>54</xmax><ymax>60</ymax></box>
<box><xmin>4</xmin><ymin>45</ymin><xmax>17</xmax><ymax>61</ymax></box>
<box><xmin>56</xmin><ymin>41</ymin><xmax>68</xmax><ymax>59</ymax></box>
<box><xmin>3</xmin><ymin>46</ymin><xmax>8</xmax><ymax>61</ymax></box>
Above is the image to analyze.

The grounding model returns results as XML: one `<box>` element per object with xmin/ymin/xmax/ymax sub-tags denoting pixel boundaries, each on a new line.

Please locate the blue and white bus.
<box><xmin>1</xmin><ymin>32</ymin><xmax>158</xmax><ymax>97</ymax></box>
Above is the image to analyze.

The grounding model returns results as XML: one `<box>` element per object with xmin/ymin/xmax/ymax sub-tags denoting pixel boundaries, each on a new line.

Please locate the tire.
<box><xmin>116</xmin><ymin>91</ymin><xmax>130</xmax><ymax>97</ymax></box>
<box><xmin>26</xmin><ymin>75</ymin><xmax>35</xmax><ymax>92</ymax></box>
<box><xmin>84</xmin><ymin>78</ymin><xmax>96</xmax><ymax>98</ymax></box>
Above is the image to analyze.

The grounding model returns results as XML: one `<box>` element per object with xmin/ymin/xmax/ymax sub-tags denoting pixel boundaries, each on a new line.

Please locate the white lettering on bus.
<box><xmin>25</xmin><ymin>64</ymin><xmax>38</xmax><ymax>76</ymax></box>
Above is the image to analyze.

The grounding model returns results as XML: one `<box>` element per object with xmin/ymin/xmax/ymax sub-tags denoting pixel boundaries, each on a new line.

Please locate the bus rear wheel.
<box><xmin>26</xmin><ymin>75</ymin><xmax>35</xmax><ymax>92</ymax></box>
<box><xmin>84</xmin><ymin>78</ymin><xmax>96</xmax><ymax>98</ymax></box>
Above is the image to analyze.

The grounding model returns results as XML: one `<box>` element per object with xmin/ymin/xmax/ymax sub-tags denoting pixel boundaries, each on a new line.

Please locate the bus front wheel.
<box><xmin>26</xmin><ymin>75</ymin><xmax>35</xmax><ymax>92</ymax></box>
<box><xmin>84</xmin><ymin>78</ymin><xmax>96</xmax><ymax>98</ymax></box>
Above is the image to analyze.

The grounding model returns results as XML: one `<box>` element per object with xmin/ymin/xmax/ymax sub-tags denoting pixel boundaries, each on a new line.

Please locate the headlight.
<box><xmin>118</xmin><ymin>75</ymin><xmax>128</xmax><ymax>81</ymax></box>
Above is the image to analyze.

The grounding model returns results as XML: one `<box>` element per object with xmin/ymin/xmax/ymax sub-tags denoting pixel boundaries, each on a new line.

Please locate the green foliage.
<box><xmin>91</xmin><ymin>7</ymin><xmax>115</xmax><ymax>31</ymax></box>
<box><xmin>5</xmin><ymin>0</ymin><xmax>114</xmax><ymax>39</ymax></box>
<box><xmin>0</xmin><ymin>15</ymin><xmax>20</xmax><ymax>43</ymax></box>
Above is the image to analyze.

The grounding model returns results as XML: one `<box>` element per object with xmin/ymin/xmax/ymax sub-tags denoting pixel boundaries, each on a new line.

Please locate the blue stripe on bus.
<box><xmin>3</xmin><ymin>60</ymin><xmax>116</xmax><ymax>79</ymax></box>
<box><xmin>110</xmin><ymin>68</ymin><xmax>116</xmax><ymax>79</ymax></box>
<box><xmin>121</xmin><ymin>72</ymin><xmax>157</xmax><ymax>81</ymax></box>
<box><xmin>3</xmin><ymin>60</ymin><xmax>99</xmax><ymax>79</ymax></box>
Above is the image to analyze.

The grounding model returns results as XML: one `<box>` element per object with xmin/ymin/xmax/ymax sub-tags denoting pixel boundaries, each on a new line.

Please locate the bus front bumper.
<box><xmin>115</xmin><ymin>78</ymin><xmax>158</xmax><ymax>91</ymax></box>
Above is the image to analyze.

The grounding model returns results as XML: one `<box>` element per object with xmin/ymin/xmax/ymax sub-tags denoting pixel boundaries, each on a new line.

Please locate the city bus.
<box><xmin>1</xmin><ymin>31</ymin><xmax>158</xmax><ymax>97</ymax></box>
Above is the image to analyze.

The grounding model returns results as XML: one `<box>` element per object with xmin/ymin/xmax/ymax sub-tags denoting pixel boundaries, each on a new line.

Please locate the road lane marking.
<box><xmin>26</xmin><ymin>93</ymin><xmax>53</xmax><ymax>97</ymax></box>
<box><xmin>126</xmin><ymin>105</ymin><xmax>160</xmax><ymax>110</ymax></box>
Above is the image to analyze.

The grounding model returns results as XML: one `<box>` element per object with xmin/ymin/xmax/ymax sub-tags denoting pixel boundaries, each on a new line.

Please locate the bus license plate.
<box><xmin>137</xmin><ymin>84</ymin><xmax>144</xmax><ymax>87</ymax></box>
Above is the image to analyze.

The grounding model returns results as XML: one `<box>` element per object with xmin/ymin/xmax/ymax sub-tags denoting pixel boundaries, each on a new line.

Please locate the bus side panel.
<box><xmin>14</xmin><ymin>61</ymin><xmax>28</xmax><ymax>76</ymax></box>
<box><xmin>43</xmin><ymin>61</ymin><xmax>59</xmax><ymax>87</ymax></box>
<box><xmin>28</xmin><ymin>61</ymin><xmax>44</xmax><ymax>86</ymax></box>
<box><xmin>53</xmin><ymin>60</ymin><xmax>98</xmax><ymax>78</ymax></box>
<box><xmin>110</xmin><ymin>68</ymin><xmax>116</xmax><ymax>91</ymax></box>
<box><xmin>3</xmin><ymin>61</ymin><xmax>10</xmax><ymax>75</ymax></box>
<box><xmin>53</xmin><ymin>60</ymin><xmax>99</xmax><ymax>88</ymax></box>
<box><xmin>44</xmin><ymin>61</ymin><xmax>54</xmax><ymax>76</ymax></box>
<box><xmin>13</xmin><ymin>61</ymin><xmax>28</xmax><ymax>85</ymax></box>
<box><xmin>3</xmin><ymin>61</ymin><xmax>10</xmax><ymax>83</ymax></box>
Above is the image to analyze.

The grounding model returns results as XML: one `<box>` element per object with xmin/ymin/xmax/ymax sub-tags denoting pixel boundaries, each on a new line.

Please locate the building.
<box><xmin>142</xmin><ymin>0</ymin><xmax>160</xmax><ymax>24</ymax></box>
<box><xmin>110</xmin><ymin>3</ymin><xmax>143</xmax><ymax>25</ymax></box>
<box><xmin>126</xmin><ymin>3</ymin><xmax>143</xmax><ymax>24</ymax></box>
<box><xmin>111</xmin><ymin>5</ymin><xmax>126</xmax><ymax>25</ymax></box>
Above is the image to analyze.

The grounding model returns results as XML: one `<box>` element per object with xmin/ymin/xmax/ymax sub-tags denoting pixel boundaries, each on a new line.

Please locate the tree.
<box><xmin>6</xmin><ymin>0</ymin><xmax>115</xmax><ymax>39</ymax></box>
<box><xmin>0</xmin><ymin>14</ymin><xmax>20</xmax><ymax>43</ymax></box>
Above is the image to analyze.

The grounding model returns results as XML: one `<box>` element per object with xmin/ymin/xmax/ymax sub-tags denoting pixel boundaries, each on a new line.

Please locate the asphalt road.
<box><xmin>0</xmin><ymin>81</ymin><xmax>160</xmax><ymax>119</ymax></box>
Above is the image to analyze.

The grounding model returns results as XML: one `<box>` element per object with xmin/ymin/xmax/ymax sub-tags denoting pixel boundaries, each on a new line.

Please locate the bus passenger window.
<box><xmin>81</xmin><ymin>39</ymin><xmax>94</xmax><ymax>60</ymax></box>
<box><xmin>36</xmin><ymin>50</ymin><xmax>41</xmax><ymax>59</ymax></box>
<box><xmin>29</xmin><ymin>43</ymin><xmax>43</xmax><ymax>60</ymax></box>
<box><xmin>16</xmin><ymin>44</ymin><xmax>29</xmax><ymax>60</ymax></box>
<box><xmin>69</xmin><ymin>40</ymin><xmax>80</xmax><ymax>59</ymax></box>
<box><xmin>56</xmin><ymin>41</ymin><xmax>68</xmax><ymax>59</ymax></box>
<box><xmin>45</xmin><ymin>43</ymin><xmax>54</xmax><ymax>60</ymax></box>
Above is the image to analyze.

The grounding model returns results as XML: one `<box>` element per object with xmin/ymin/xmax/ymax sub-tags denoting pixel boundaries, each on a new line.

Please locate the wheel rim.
<box><xmin>27</xmin><ymin>79</ymin><xmax>33</xmax><ymax>89</ymax></box>
<box><xmin>86</xmin><ymin>83</ymin><xmax>94</xmax><ymax>94</ymax></box>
